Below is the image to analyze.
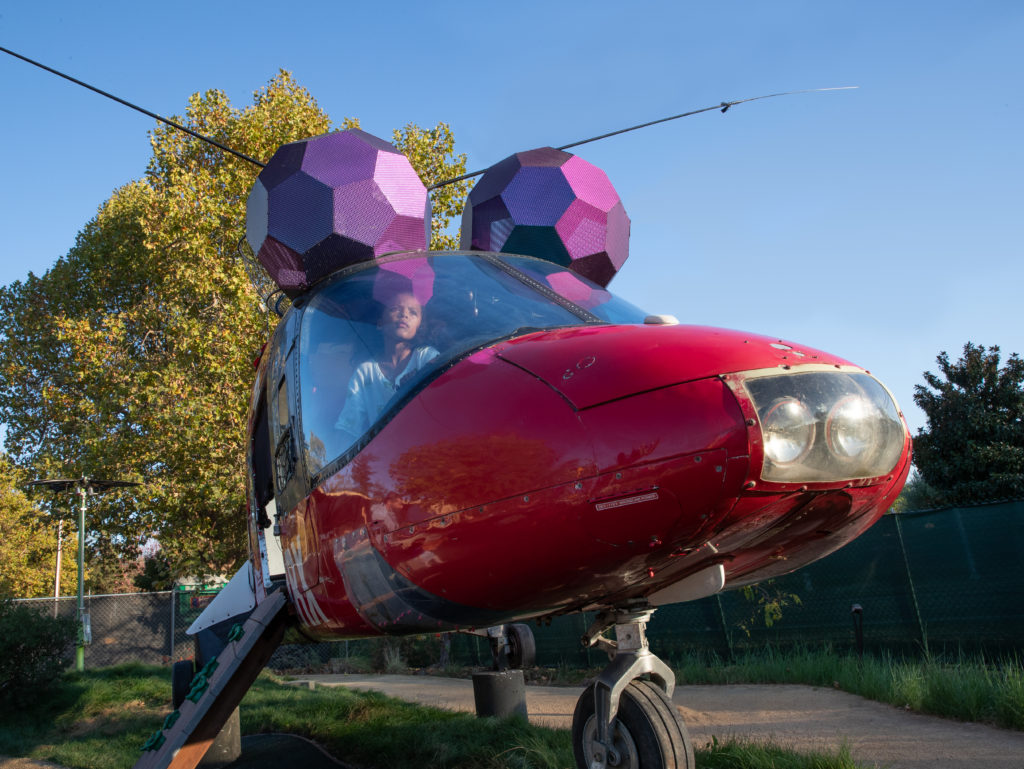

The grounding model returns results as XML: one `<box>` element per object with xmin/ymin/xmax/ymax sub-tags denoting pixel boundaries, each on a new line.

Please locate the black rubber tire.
<box><xmin>171</xmin><ymin>659</ymin><xmax>195</xmax><ymax>710</ymax></box>
<box><xmin>571</xmin><ymin>679</ymin><xmax>694</xmax><ymax>769</ymax></box>
<box><xmin>507</xmin><ymin>623</ymin><xmax>536</xmax><ymax>669</ymax></box>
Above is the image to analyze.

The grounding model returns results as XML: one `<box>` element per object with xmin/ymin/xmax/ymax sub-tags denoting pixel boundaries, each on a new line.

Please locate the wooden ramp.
<box><xmin>134</xmin><ymin>589</ymin><xmax>289</xmax><ymax>769</ymax></box>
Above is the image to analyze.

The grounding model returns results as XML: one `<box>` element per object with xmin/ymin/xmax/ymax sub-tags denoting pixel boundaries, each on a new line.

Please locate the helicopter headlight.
<box><xmin>826</xmin><ymin>396</ymin><xmax>878</xmax><ymax>460</ymax></box>
<box><xmin>742</xmin><ymin>371</ymin><xmax>906</xmax><ymax>483</ymax></box>
<box><xmin>762</xmin><ymin>398</ymin><xmax>814</xmax><ymax>464</ymax></box>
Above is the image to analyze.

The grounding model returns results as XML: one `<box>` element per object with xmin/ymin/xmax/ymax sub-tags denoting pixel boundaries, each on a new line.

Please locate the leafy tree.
<box><xmin>913</xmin><ymin>343</ymin><xmax>1024</xmax><ymax>504</ymax></box>
<box><xmin>134</xmin><ymin>553</ymin><xmax>173</xmax><ymax>592</ymax></box>
<box><xmin>0</xmin><ymin>72</ymin><xmax>469</xmax><ymax>581</ymax></box>
<box><xmin>889</xmin><ymin>471</ymin><xmax>947</xmax><ymax>513</ymax></box>
<box><xmin>85</xmin><ymin>545</ymin><xmax>144</xmax><ymax>595</ymax></box>
<box><xmin>0</xmin><ymin>455</ymin><xmax>78</xmax><ymax>599</ymax></box>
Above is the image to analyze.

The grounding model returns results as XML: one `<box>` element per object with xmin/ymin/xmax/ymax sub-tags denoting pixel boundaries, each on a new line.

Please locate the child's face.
<box><xmin>382</xmin><ymin>292</ymin><xmax>423</xmax><ymax>342</ymax></box>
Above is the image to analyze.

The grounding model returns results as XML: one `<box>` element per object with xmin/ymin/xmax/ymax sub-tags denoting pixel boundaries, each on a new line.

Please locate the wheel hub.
<box><xmin>582</xmin><ymin>714</ymin><xmax>638</xmax><ymax>768</ymax></box>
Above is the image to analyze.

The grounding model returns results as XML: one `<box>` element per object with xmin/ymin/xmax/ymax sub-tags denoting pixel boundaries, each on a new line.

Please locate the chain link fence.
<box><xmin>15</xmin><ymin>499</ymin><xmax>1024</xmax><ymax>671</ymax></box>
<box><xmin>14</xmin><ymin>592</ymin><xmax>177</xmax><ymax>667</ymax></box>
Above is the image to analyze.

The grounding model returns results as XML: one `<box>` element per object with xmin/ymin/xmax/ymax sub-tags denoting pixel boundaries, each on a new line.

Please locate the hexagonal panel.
<box><xmin>246</xmin><ymin>129</ymin><xmax>430</xmax><ymax>297</ymax></box>
<box><xmin>460</xmin><ymin>147</ymin><xmax>630</xmax><ymax>287</ymax></box>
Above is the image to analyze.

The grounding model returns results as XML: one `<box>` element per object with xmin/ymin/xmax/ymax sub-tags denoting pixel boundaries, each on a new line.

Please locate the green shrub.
<box><xmin>0</xmin><ymin>599</ymin><xmax>76</xmax><ymax>707</ymax></box>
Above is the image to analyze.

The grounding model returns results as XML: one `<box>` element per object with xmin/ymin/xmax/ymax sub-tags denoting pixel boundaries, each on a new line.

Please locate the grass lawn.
<box><xmin>0</xmin><ymin>663</ymin><xmax>870</xmax><ymax>769</ymax></box>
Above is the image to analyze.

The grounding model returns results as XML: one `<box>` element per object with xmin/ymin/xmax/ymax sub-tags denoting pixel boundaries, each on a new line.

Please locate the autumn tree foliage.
<box><xmin>912</xmin><ymin>343</ymin><xmax>1024</xmax><ymax>505</ymax></box>
<box><xmin>0</xmin><ymin>72</ymin><xmax>469</xmax><ymax>581</ymax></box>
<box><xmin>0</xmin><ymin>454</ymin><xmax>78</xmax><ymax>598</ymax></box>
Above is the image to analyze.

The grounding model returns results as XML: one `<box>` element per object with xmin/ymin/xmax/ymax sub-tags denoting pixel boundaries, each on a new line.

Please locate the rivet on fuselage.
<box><xmin>523</xmin><ymin>495</ymin><xmax>529</xmax><ymax>502</ymax></box>
<box><xmin>575</xmin><ymin>481</ymin><xmax>583</xmax><ymax>490</ymax></box>
<box><xmin>715</xmin><ymin>466</ymin><xmax>723</xmax><ymax>473</ymax></box>
<box><xmin>615</xmin><ymin>472</ymin><xmax>622</xmax><ymax>480</ymax></box>
<box><xmin>746</xmin><ymin>418</ymin><xmax>756</xmax><ymax>426</ymax></box>
<box><xmin>744</xmin><ymin>481</ymin><xmax>756</xmax><ymax>489</ymax></box>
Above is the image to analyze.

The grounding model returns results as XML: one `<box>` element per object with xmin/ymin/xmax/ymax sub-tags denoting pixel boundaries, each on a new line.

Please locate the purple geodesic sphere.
<box><xmin>460</xmin><ymin>147</ymin><xmax>630</xmax><ymax>287</ymax></box>
<box><xmin>246</xmin><ymin>130</ymin><xmax>430</xmax><ymax>297</ymax></box>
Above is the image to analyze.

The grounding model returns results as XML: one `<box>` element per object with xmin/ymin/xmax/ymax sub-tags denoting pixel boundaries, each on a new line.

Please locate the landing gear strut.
<box><xmin>572</xmin><ymin>602</ymin><xmax>693</xmax><ymax>769</ymax></box>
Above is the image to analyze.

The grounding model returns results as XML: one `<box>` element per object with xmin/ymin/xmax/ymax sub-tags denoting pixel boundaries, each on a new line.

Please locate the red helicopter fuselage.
<box><xmin>243</xmin><ymin>250</ymin><xmax>911</xmax><ymax>639</ymax></box>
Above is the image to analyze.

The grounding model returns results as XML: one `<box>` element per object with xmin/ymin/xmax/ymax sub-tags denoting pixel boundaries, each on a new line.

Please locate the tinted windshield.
<box><xmin>299</xmin><ymin>253</ymin><xmax>591</xmax><ymax>476</ymax></box>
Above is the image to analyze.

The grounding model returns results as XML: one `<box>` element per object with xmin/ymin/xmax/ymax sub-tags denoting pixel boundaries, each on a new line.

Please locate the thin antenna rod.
<box><xmin>0</xmin><ymin>45</ymin><xmax>266</xmax><ymax>168</ymax></box>
<box><xmin>430</xmin><ymin>86</ymin><xmax>858</xmax><ymax>189</ymax></box>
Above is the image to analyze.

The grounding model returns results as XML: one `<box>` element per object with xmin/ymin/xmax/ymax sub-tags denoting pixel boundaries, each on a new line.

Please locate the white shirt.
<box><xmin>335</xmin><ymin>346</ymin><xmax>439</xmax><ymax>441</ymax></box>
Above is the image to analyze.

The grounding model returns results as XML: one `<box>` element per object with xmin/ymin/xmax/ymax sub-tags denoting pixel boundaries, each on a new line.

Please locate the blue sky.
<box><xmin>1</xmin><ymin>1</ymin><xmax>1022</xmax><ymax>436</ymax></box>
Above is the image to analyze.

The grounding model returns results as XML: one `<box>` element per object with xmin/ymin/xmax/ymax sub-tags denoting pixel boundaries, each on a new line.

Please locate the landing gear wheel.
<box><xmin>572</xmin><ymin>679</ymin><xmax>694</xmax><ymax>769</ymax></box>
<box><xmin>507</xmin><ymin>623</ymin><xmax>536</xmax><ymax>669</ymax></box>
<box><xmin>171</xmin><ymin>659</ymin><xmax>195</xmax><ymax>710</ymax></box>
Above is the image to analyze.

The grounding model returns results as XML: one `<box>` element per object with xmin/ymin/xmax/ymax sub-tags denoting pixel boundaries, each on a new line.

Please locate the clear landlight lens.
<box><xmin>827</xmin><ymin>396</ymin><xmax>877</xmax><ymax>459</ymax></box>
<box><xmin>762</xmin><ymin>399</ymin><xmax>814</xmax><ymax>464</ymax></box>
<box><xmin>743</xmin><ymin>371</ymin><xmax>906</xmax><ymax>483</ymax></box>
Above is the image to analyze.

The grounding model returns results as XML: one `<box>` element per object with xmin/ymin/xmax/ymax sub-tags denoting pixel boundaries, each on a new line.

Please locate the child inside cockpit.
<box><xmin>335</xmin><ymin>291</ymin><xmax>439</xmax><ymax>442</ymax></box>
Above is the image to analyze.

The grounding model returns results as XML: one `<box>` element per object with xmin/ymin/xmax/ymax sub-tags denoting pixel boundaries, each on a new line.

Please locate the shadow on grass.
<box><xmin>0</xmin><ymin>664</ymin><xmax>170</xmax><ymax>769</ymax></box>
<box><xmin>240</xmin><ymin>677</ymin><xmax>572</xmax><ymax>769</ymax></box>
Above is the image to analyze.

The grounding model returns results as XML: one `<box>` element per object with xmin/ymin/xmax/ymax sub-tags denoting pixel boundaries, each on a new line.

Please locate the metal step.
<box><xmin>135</xmin><ymin>588</ymin><xmax>289</xmax><ymax>769</ymax></box>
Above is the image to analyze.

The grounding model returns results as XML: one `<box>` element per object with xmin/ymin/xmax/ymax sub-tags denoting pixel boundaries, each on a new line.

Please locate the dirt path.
<box><xmin>295</xmin><ymin>674</ymin><xmax>1024</xmax><ymax>769</ymax></box>
<box><xmin>0</xmin><ymin>759</ymin><xmax>65</xmax><ymax>769</ymax></box>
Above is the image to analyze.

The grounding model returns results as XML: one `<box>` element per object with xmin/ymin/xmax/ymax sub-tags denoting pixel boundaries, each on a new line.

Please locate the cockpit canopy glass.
<box><xmin>298</xmin><ymin>252</ymin><xmax>648</xmax><ymax>477</ymax></box>
<box><xmin>496</xmin><ymin>255</ymin><xmax>649</xmax><ymax>324</ymax></box>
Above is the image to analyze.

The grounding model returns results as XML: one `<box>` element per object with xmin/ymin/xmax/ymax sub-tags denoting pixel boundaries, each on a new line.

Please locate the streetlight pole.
<box><xmin>28</xmin><ymin>476</ymin><xmax>140</xmax><ymax>672</ymax></box>
<box><xmin>53</xmin><ymin>519</ymin><xmax>63</xmax><ymax>619</ymax></box>
<box><xmin>75</xmin><ymin>483</ymin><xmax>87</xmax><ymax>671</ymax></box>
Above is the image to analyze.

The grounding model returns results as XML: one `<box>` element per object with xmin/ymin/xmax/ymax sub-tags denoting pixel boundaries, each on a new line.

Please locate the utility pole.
<box><xmin>28</xmin><ymin>476</ymin><xmax>140</xmax><ymax>671</ymax></box>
